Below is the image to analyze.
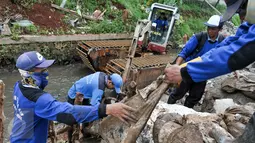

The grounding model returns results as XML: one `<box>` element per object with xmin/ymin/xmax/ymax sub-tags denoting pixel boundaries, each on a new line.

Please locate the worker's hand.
<box><xmin>106</xmin><ymin>103</ymin><xmax>137</xmax><ymax>125</ymax></box>
<box><xmin>164</xmin><ymin>65</ymin><xmax>182</xmax><ymax>83</ymax></box>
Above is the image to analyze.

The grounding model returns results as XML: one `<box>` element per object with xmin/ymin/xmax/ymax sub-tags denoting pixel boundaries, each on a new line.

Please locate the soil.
<box><xmin>111</xmin><ymin>1</ymin><xmax>126</xmax><ymax>10</ymax></box>
<box><xmin>0</xmin><ymin>0</ymin><xmax>67</xmax><ymax>29</ymax></box>
<box><xmin>23</xmin><ymin>3</ymin><xmax>66</xmax><ymax>29</ymax></box>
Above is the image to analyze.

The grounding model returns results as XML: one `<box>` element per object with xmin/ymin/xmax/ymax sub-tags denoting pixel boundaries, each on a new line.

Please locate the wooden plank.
<box><xmin>0</xmin><ymin>80</ymin><xmax>5</xmax><ymax>143</ymax></box>
<box><xmin>110</xmin><ymin>60</ymin><xmax>125</xmax><ymax>70</ymax></box>
<box><xmin>0</xmin><ymin>33</ymin><xmax>133</xmax><ymax>45</ymax></box>
<box><xmin>106</xmin><ymin>64</ymin><xmax>121</xmax><ymax>75</ymax></box>
<box><xmin>51</xmin><ymin>4</ymin><xmax>79</xmax><ymax>16</ymax></box>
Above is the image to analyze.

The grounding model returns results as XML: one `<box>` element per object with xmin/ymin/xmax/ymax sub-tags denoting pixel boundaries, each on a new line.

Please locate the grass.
<box><xmin>9</xmin><ymin>0</ymin><xmax>227</xmax><ymax>44</ymax></box>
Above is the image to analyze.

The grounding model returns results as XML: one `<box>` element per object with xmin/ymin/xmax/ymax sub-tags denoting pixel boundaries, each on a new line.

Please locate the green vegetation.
<box><xmin>10</xmin><ymin>0</ymin><xmax>228</xmax><ymax>44</ymax></box>
<box><xmin>231</xmin><ymin>14</ymin><xmax>241</xmax><ymax>26</ymax></box>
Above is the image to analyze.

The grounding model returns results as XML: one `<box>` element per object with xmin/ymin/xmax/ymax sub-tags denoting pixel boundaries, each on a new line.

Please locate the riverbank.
<box><xmin>0</xmin><ymin>33</ymin><xmax>132</xmax><ymax>70</ymax></box>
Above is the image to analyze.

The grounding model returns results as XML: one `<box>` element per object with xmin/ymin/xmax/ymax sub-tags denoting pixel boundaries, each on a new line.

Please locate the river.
<box><xmin>0</xmin><ymin>63</ymin><xmax>96</xmax><ymax>142</ymax></box>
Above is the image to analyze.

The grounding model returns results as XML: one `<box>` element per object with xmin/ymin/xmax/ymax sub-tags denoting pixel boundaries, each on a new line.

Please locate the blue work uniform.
<box><xmin>153</xmin><ymin>19</ymin><xmax>168</xmax><ymax>30</ymax></box>
<box><xmin>68</xmin><ymin>72</ymin><xmax>106</xmax><ymax>106</ymax></box>
<box><xmin>181</xmin><ymin>22</ymin><xmax>255</xmax><ymax>83</ymax></box>
<box><xmin>10</xmin><ymin>81</ymin><xmax>106</xmax><ymax>143</ymax></box>
<box><xmin>178</xmin><ymin>34</ymin><xmax>221</xmax><ymax>62</ymax></box>
<box><xmin>179</xmin><ymin>22</ymin><xmax>255</xmax><ymax>142</ymax></box>
<box><xmin>168</xmin><ymin>32</ymin><xmax>223</xmax><ymax>108</ymax></box>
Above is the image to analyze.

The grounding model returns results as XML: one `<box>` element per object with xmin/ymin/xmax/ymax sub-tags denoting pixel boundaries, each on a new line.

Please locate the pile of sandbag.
<box><xmin>221</xmin><ymin>70</ymin><xmax>255</xmax><ymax>100</ymax></box>
<box><xmin>137</xmin><ymin>101</ymin><xmax>255</xmax><ymax>143</ymax></box>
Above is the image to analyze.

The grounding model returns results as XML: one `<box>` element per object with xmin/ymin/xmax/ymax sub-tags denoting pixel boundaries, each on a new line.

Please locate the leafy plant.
<box><xmin>231</xmin><ymin>14</ymin><xmax>241</xmax><ymax>26</ymax></box>
<box><xmin>11</xmin><ymin>24</ymin><xmax>22</xmax><ymax>40</ymax></box>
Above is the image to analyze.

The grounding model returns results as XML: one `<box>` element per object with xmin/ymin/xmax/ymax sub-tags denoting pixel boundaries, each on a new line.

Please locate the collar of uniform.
<box><xmin>208</xmin><ymin>34</ymin><xmax>219</xmax><ymax>43</ymax></box>
<box><xmin>104</xmin><ymin>75</ymin><xmax>108</xmax><ymax>85</ymax></box>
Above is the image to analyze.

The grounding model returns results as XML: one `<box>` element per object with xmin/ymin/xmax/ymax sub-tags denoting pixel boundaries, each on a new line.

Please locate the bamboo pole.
<box><xmin>204</xmin><ymin>0</ymin><xmax>222</xmax><ymax>15</ymax></box>
<box><xmin>0</xmin><ymin>80</ymin><xmax>5</xmax><ymax>143</ymax></box>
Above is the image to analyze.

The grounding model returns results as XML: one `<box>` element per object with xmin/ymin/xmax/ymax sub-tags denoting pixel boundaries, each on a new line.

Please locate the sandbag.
<box><xmin>167</xmin><ymin>124</ymin><xmax>203</xmax><ymax>143</ymax></box>
<box><xmin>221</xmin><ymin>72</ymin><xmax>255</xmax><ymax>100</ymax></box>
<box><xmin>153</xmin><ymin>113</ymin><xmax>182</xmax><ymax>143</ymax></box>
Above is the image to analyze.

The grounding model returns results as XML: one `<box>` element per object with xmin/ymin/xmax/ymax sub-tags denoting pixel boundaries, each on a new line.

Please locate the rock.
<box><xmin>235</xmin><ymin>113</ymin><xmax>255</xmax><ymax>143</ymax></box>
<box><xmin>202</xmin><ymin>75</ymin><xmax>254</xmax><ymax>113</ymax></box>
<box><xmin>153</xmin><ymin>113</ymin><xmax>182</xmax><ymax>143</ymax></box>
<box><xmin>158</xmin><ymin>121</ymin><xmax>181</xmax><ymax>143</ymax></box>
<box><xmin>221</xmin><ymin>71</ymin><xmax>255</xmax><ymax>100</ymax></box>
<box><xmin>167</xmin><ymin>124</ymin><xmax>203</xmax><ymax>143</ymax></box>
<box><xmin>213</xmin><ymin>99</ymin><xmax>235</xmax><ymax>114</ymax></box>
<box><xmin>223</xmin><ymin>103</ymin><xmax>255</xmax><ymax>138</ymax></box>
<box><xmin>209</xmin><ymin>123</ymin><xmax>235</xmax><ymax>143</ymax></box>
<box><xmin>184</xmin><ymin>114</ymin><xmax>227</xmax><ymax>143</ymax></box>
<box><xmin>227</xmin><ymin>122</ymin><xmax>246</xmax><ymax>138</ymax></box>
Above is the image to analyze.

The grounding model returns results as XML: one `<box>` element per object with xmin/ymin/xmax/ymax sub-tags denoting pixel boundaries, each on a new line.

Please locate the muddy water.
<box><xmin>0</xmin><ymin>63</ymin><xmax>95</xmax><ymax>142</ymax></box>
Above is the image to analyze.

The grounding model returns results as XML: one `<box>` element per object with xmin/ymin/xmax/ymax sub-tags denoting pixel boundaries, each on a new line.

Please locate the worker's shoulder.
<box><xmin>194</xmin><ymin>31</ymin><xmax>207</xmax><ymax>40</ymax></box>
<box><xmin>18</xmin><ymin>82</ymin><xmax>47</xmax><ymax>102</ymax></box>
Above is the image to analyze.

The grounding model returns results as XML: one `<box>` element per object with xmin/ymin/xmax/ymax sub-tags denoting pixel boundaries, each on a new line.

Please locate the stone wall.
<box><xmin>0</xmin><ymin>41</ymin><xmax>79</xmax><ymax>69</ymax></box>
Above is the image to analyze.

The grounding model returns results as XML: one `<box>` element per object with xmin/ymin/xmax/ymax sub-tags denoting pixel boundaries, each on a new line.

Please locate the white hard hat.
<box><xmin>204</xmin><ymin>15</ymin><xmax>221</xmax><ymax>27</ymax></box>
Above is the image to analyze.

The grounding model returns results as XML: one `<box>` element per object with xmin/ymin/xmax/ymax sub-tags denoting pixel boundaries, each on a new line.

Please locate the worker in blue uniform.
<box><xmin>67</xmin><ymin>72</ymin><xmax>123</xmax><ymax>141</ymax></box>
<box><xmin>164</xmin><ymin>0</ymin><xmax>255</xmax><ymax>142</ymax></box>
<box><xmin>167</xmin><ymin>15</ymin><xmax>225</xmax><ymax>108</ymax></box>
<box><xmin>10</xmin><ymin>51</ymin><xmax>136</xmax><ymax>143</ymax></box>
<box><xmin>152</xmin><ymin>12</ymin><xmax>169</xmax><ymax>42</ymax></box>
<box><xmin>67</xmin><ymin>72</ymin><xmax>123</xmax><ymax>106</ymax></box>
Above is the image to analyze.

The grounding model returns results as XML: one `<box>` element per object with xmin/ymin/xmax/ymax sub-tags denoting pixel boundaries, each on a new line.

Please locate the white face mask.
<box><xmin>245</xmin><ymin>0</ymin><xmax>255</xmax><ymax>24</ymax></box>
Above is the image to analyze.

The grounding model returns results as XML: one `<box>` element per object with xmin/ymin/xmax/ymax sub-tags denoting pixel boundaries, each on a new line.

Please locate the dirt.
<box><xmin>0</xmin><ymin>0</ymin><xmax>67</xmax><ymax>29</ymax></box>
<box><xmin>23</xmin><ymin>3</ymin><xmax>66</xmax><ymax>29</ymax></box>
<box><xmin>111</xmin><ymin>1</ymin><xmax>126</xmax><ymax>10</ymax></box>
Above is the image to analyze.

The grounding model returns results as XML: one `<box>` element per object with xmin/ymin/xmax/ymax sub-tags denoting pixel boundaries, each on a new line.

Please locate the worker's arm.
<box><xmin>35</xmin><ymin>92</ymin><xmax>137</xmax><ymax>125</ymax></box>
<box><xmin>175</xmin><ymin>57</ymin><xmax>184</xmax><ymax>65</ymax></box>
<box><xmin>178</xmin><ymin>35</ymin><xmax>199</xmax><ymax>61</ymax></box>
<box><xmin>181</xmin><ymin>22</ymin><xmax>255</xmax><ymax>82</ymax></box>
<box><xmin>35</xmin><ymin>92</ymin><xmax>104</xmax><ymax>125</ymax></box>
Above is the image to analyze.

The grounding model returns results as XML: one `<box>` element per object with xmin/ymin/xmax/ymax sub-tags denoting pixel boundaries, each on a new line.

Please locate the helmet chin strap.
<box><xmin>245</xmin><ymin>0</ymin><xmax>255</xmax><ymax>24</ymax></box>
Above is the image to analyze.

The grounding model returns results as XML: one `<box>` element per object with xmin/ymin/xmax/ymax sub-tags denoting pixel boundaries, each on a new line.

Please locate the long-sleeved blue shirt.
<box><xmin>181</xmin><ymin>22</ymin><xmax>255</xmax><ymax>82</ymax></box>
<box><xmin>68</xmin><ymin>72</ymin><xmax>106</xmax><ymax>106</ymax></box>
<box><xmin>178</xmin><ymin>33</ymin><xmax>221</xmax><ymax>62</ymax></box>
<box><xmin>10</xmin><ymin>81</ymin><xmax>106</xmax><ymax>143</ymax></box>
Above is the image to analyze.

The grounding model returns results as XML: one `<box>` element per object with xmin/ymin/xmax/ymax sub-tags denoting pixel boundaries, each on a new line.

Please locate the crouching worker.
<box><xmin>168</xmin><ymin>15</ymin><xmax>225</xmax><ymax>108</ymax></box>
<box><xmin>67</xmin><ymin>72</ymin><xmax>123</xmax><ymax>141</ymax></box>
<box><xmin>10</xmin><ymin>51</ymin><xmax>136</xmax><ymax>143</ymax></box>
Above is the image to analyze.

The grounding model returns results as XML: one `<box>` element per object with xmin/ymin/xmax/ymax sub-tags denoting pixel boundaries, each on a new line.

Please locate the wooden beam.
<box><xmin>0</xmin><ymin>33</ymin><xmax>133</xmax><ymax>45</ymax></box>
<box><xmin>51</xmin><ymin>4</ymin><xmax>102</xmax><ymax>21</ymax></box>
<box><xmin>0</xmin><ymin>80</ymin><xmax>5</xmax><ymax>143</ymax></box>
<box><xmin>51</xmin><ymin>4</ymin><xmax>80</xmax><ymax>16</ymax></box>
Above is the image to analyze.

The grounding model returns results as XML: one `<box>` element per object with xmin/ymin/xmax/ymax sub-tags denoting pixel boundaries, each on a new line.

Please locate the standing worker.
<box><xmin>164</xmin><ymin>0</ymin><xmax>255</xmax><ymax>142</ymax></box>
<box><xmin>10</xmin><ymin>51</ymin><xmax>136</xmax><ymax>143</ymax></box>
<box><xmin>167</xmin><ymin>15</ymin><xmax>225</xmax><ymax>108</ymax></box>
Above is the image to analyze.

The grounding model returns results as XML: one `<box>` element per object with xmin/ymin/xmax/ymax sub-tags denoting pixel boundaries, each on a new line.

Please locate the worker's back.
<box><xmin>10</xmin><ymin>81</ymin><xmax>49</xmax><ymax>143</ymax></box>
<box><xmin>68</xmin><ymin>72</ymin><xmax>107</xmax><ymax>105</ymax></box>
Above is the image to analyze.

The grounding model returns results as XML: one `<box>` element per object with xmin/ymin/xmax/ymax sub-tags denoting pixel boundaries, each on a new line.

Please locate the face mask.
<box><xmin>31</xmin><ymin>71</ymin><xmax>49</xmax><ymax>90</ymax></box>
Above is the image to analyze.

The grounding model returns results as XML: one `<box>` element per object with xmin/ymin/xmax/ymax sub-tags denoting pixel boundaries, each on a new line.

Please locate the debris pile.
<box><xmin>138</xmin><ymin>101</ymin><xmax>255</xmax><ymax>143</ymax></box>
